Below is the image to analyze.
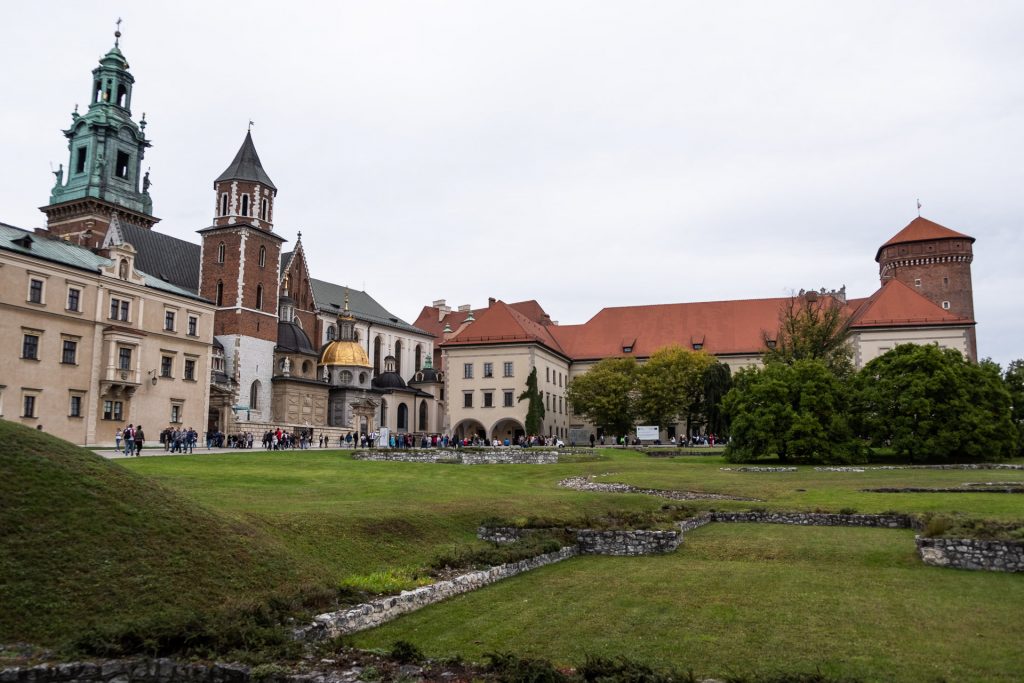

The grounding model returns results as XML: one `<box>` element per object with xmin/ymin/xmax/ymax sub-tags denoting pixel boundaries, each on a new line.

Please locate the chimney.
<box><xmin>457</xmin><ymin>304</ymin><xmax>471</xmax><ymax>313</ymax></box>
<box><xmin>433</xmin><ymin>298</ymin><xmax>451</xmax><ymax>321</ymax></box>
<box><xmin>488</xmin><ymin>297</ymin><xmax>496</xmax><ymax>307</ymax></box>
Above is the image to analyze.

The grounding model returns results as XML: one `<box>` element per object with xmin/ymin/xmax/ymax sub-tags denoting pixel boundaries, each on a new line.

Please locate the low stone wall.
<box><xmin>678</xmin><ymin>515</ymin><xmax>715</xmax><ymax>533</ymax></box>
<box><xmin>297</xmin><ymin>546</ymin><xmax>578</xmax><ymax>640</ymax></box>
<box><xmin>352</xmin><ymin>450</ymin><xmax>559</xmax><ymax>464</ymax></box>
<box><xmin>709</xmin><ymin>511</ymin><xmax>916</xmax><ymax>529</ymax></box>
<box><xmin>916</xmin><ymin>536</ymin><xmax>1024</xmax><ymax>572</ymax></box>
<box><xmin>558</xmin><ymin>474</ymin><xmax>759</xmax><ymax>501</ymax></box>
<box><xmin>477</xmin><ymin>525</ymin><xmax>536</xmax><ymax>544</ymax></box>
<box><xmin>0</xmin><ymin>658</ymin><xmax>253</xmax><ymax>683</ymax></box>
<box><xmin>862</xmin><ymin>486</ymin><xmax>1024</xmax><ymax>494</ymax></box>
<box><xmin>720</xmin><ymin>466</ymin><xmax>797</xmax><ymax>472</ymax></box>
<box><xmin>576</xmin><ymin>529</ymin><xmax>681</xmax><ymax>556</ymax></box>
<box><xmin>815</xmin><ymin>463</ymin><xmax>1024</xmax><ymax>472</ymax></box>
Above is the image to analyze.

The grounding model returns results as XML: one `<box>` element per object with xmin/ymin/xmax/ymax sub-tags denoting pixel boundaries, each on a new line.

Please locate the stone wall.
<box><xmin>709</xmin><ymin>511</ymin><xmax>916</xmax><ymax>529</ymax></box>
<box><xmin>297</xmin><ymin>546</ymin><xmax>578</xmax><ymax>640</ymax></box>
<box><xmin>477</xmin><ymin>526</ymin><xmax>534</xmax><ymax>544</ymax></box>
<box><xmin>576</xmin><ymin>529</ymin><xmax>681</xmax><ymax>555</ymax></box>
<box><xmin>916</xmin><ymin>536</ymin><xmax>1024</xmax><ymax>572</ymax></box>
<box><xmin>353</xmin><ymin>450</ymin><xmax>559</xmax><ymax>464</ymax></box>
<box><xmin>0</xmin><ymin>658</ymin><xmax>253</xmax><ymax>683</ymax></box>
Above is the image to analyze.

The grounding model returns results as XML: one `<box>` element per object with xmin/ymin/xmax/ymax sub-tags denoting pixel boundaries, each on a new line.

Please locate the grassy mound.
<box><xmin>0</xmin><ymin>421</ymin><xmax>327</xmax><ymax>653</ymax></box>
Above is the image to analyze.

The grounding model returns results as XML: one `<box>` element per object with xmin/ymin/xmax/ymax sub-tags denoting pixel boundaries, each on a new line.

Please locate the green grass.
<box><xmin>6</xmin><ymin>425</ymin><xmax>1023</xmax><ymax>677</ymax></box>
<box><xmin>353</xmin><ymin>524</ymin><xmax>1024</xmax><ymax>682</ymax></box>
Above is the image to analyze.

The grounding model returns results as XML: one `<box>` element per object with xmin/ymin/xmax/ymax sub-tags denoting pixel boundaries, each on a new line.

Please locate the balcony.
<box><xmin>100</xmin><ymin>365</ymin><xmax>141</xmax><ymax>397</ymax></box>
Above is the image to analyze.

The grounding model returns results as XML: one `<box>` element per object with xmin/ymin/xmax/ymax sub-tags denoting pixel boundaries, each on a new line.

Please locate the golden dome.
<box><xmin>319</xmin><ymin>340</ymin><xmax>372</xmax><ymax>367</ymax></box>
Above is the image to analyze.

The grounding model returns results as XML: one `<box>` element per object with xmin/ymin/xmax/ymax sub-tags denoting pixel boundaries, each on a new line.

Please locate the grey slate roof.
<box><xmin>215</xmin><ymin>132</ymin><xmax>277</xmax><ymax>190</ymax></box>
<box><xmin>0</xmin><ymin>222</ymin><xmax>209</xmax><ymax>302</ymax></box>
<box><xmin>310</xmin><ymin>278</ymin><xmax>427</xmax><ymax>335</ymax></box>
<box><xmin>118</xmin><ymin>223</ymin><xmax>201</xmax><ymax>294</ymax></box>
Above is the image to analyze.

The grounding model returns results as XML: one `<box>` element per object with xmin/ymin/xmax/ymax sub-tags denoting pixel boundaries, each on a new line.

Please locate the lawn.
<box><xmin>112</xmin><ymin>447</ymin><xmax>1024</xmax><ymax>678</ymax></box>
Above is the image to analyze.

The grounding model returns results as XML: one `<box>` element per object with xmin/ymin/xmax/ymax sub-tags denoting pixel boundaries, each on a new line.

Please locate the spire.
<box><xmin>215</xmin><ymin>131</ymin><xmax>277</xmax><ymax>190</ymax></box>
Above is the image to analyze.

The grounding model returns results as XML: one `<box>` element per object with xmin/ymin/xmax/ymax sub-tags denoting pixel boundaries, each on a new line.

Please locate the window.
<box><xmin>115</xmin><ymin>151</ymin><xmax>130</xmax><ymax>179</ymax></box>
<box><xmin>483</xmin><ymin>391</ymin><xmax>493</xmax><ymax>408</ymax></box>
<box><xmin>66</xmin><ymin>287</ymin><xmax>81</xmax><ymax>312</ymax></box>
<box><xmin>103</xmin><ymin>400</ymin><xmax>123</xmax><ymax>421</ymax></box>
<box><xmin>28</xmin><ymin>278</ymin><xmax>43</xmax><ymax>304</ymax></box>
<box><xmin>22</xmin><ymin>334</ymin><xmax>39</xmax><ymax>360</ymax></box>
<box><xmin>339</xmin><ymin>370</ymin><xmax>353</xmax><ymax>383</ymax></box>
<box><xmin>75</xmin><ymin>147</ymin><xmax>87</xmax><ymax>174</ymax></box>
<box><xmin>504</xmin><ymin>390</ymin><xmax>514</xmax><ymax>407</ymax></box>
<box><xmin>397</xmin><ymin>404</ymin><xmax>408</xmax><ymax>430</ymax></box>
<box><xmin>187</xmin><ymin>315</ymin><xmax>198</xmax><ymax>336</ymax></box>
<box><xmin>184</xmin><ymin>358</ymin><xmax>196</xmax><ymax>380</ymax></box>
<box><xmin>118</xmin><ymin>347</ymin><xmax>132</xmax><ymax>370</ymax></box>
<box><xmin>914</xmin><ymin>278</ymin><xmax>922</xmax><ymax>287</ymax></box>
<box><xmin>258</xmin><ymin>245</ymin><xmax>266</xmax><ymax>268</ymax></box>
<box><xmin>23</xmin><ymin>395</ymin><xmax>36</xmax><ymax>418</ymax></box>
<box><xmin>463</xmin><ymin>392</ymin><xmax>473</xmax><ymax>408</ymax></box>
<box><xmin>217</xmin><ymin>242</ymin><xmax>226</xmax><ymax>264</ymax></box>
<box><xmin>943</xmin><ymin>277</ymin><xmax>949</xmax><ymax>288</ymax></box>
<box><xmin>255</xmin><ymin>284</ymin><xmax>263</xmax><ymax>310</ymax></box>
<box><xmin>170</xmin><ymin>403</ymin><xmax>183</xmax><ymax>424</ymax></box>
<box><xmin>69</xmin><ymin>394</ymin><xmax>82</xmax><ymax>417</ymax></box>
<box><xmin>765</xmin><ymin>340</ymin><xmax>776</xmax><ymax>350</ymax></box>
<box><xmin>327</xmin><ymin>325</ymin><xmax>336</xmax><ymax>340</ymax></box>
<box><xmin>164</xmin><ymin>310</ymin><xmax>176</xmax><ymax>331</ymax></box>
<box><xmin>463</xmin><ymin>363</ymin><xmax>473</xmax><ymax>379</ymax></box>
<box><xmin>61</xmin><ymin>340</ymin><xmax>78</xmax><ymax>365</ymax></box>
<box><xmin>692</xmin><ymin>343</ymin><xmax>703</xmax><ymax>351</ymax></box>
<box><xmin>216</xmin><ymin>281</ymin><xmax>224</xmax><ymax>306</ymax></box>
<box><xmin>546</xmin><ymin>367</ymin><xmax>550</xmax><ymax>382</ymax></box>
<box><xmin>160</xmin><ymin>356</ymin><xmax>173</xmax><ymax>378</ymax></box>
<box><xmin>503</xmin><ymin>361</ymin><xmax>513</xmax><ymax>377</ymax></box>
<box><xmin>241</xmin><ymin>194</ymin><xmax>250</xmax><ymax>216</ymax></box>
<box><xmin>483</xmin><ymin>362</ymin><xmax>493</xmax><ymax>378</ymax></box>
<box><xmin>249</xmin><ymin>380</ymin><xmax>260</xmax><ymax>410</ymax></box>
<box><xmin>220</xmin><ymin>193</ymin><xmax>229</xmax><ymax>217</ymax></box>
<box><xmin>260</xmin><ymin>198</ymin><xmax>269</xmax><ymax>221</ymax></box>
<box><xmin>109</xmin><ymin>297</ymin><xmax>130</xmax><ymax>321</ymax></box>
<box><xmin>623</xmin><ymin>345</ymin><xmax>633</xmax><ymax>353</ymax></box>
<box><xmin>942</xmin><ymin>301</ymin><xmax>951</xmax><ymax>310</ymax></box>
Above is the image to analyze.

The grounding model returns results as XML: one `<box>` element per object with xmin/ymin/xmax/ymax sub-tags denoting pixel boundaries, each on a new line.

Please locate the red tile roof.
<box><xmin>849</xmin><ymin>278</ymin><xmax>973</xmax><ymax>328</ymax></box>
<box><xmin>876</xmin><ymin>216</ymin><xmax>974</xmax><ymax>261</ymax></box>
<box><xmin>441</xmin><ymin>300</ymin><xmax>567</xmax><ymax>355</ymax></box>
<box><xmin>413</xmin><ymin>300</ymin><xmax>553</xmax><ymax>342</ymax></box>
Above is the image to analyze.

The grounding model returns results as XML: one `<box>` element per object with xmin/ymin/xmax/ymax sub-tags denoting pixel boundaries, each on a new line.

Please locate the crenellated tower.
<box><xmin>42</xmin><ymin>25</ymin><xmax>157</xmax><ymax>248</ymax></box>
<box><xmin>197</xmin><ymin>131</ymin><xmax>286</xmax><ymax>421</ymax></box>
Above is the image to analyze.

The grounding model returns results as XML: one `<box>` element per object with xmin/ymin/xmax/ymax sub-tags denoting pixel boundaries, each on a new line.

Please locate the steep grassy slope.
<box><xmin>0</xmin><ymin>421</ymin><xmax>326</xmax><ymax>650</ymax></box>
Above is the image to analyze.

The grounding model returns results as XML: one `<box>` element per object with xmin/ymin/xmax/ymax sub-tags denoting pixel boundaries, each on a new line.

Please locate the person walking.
<box><xmin>115</xmin><ymin>427</ymin><xmax>123</xmax><ymax>452</ymax></box>
<box><xmin>124</xmin><ymin>424</ymin><xmax>135</xmax><ymax>457</ymax></box>
<box><xmin>134</xmin><ymin>425</ymin><xmax>145</xmax><ymax>456</ymax></box>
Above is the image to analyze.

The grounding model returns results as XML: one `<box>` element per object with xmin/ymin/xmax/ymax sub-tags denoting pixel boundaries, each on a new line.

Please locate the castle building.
<box><xmin>416</xmin><ymin>216</ymin><xmax>978</xmax><ymax>443</ymax></box>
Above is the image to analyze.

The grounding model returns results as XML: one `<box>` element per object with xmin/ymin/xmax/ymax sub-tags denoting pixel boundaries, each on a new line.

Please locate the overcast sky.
<box><xmin>2</xmin><ymin>2</ymin><xmax>1022</xmax><ymax>367</ymax></box>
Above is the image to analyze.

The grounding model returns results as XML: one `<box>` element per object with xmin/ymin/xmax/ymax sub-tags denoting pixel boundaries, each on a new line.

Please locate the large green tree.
<box><xmin>701</xmin><ymin>361</ymin><xmax>733</xmax><ymax>437</ymax></box>
<box><xmin>851</xmin><ymin>344</ymin><xmax>1017</xmax><ymax>461</ymax></box>
<box><xmin>565</xmin><ymin>357</ymin><xmax>639</xmax><ymax>439</ymax></box>
<box><xmin>635</xmin><ymin>346</ymin><xmax>715</xmax><ymax>431</ymax></box>
<box><xmin>1004</xmin><ymin>359</ymin><xmax>1024</xmax><ymax>456</ymax></box>
<box><xmin>517</xmin><ymin>367</ymin><xmax>546</xmax><ymax>435</ymax></box>
<box><xmin>723</xmin><ymin>359</ymin><xmax>865</xmax><ymax>464</ymax></box>
<box><xmin>765</xmin><ymin>291</ymin><xmax>854</xmax><ymax>376</ymax></box>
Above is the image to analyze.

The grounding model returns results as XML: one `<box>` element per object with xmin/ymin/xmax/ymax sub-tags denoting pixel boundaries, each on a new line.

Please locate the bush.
<box><xmin>390</xmin><ymin>640</ymin><xmax>425</xmax><ymax>664</ymax></box>
<box><xmin>429</xmin><ymin>533</ymin><xmax>566</xmax><ymax>573</ymax></box>
<box><xmin>484</xmin><ymin>652</ymin><xmax>568</xmax><ymax>683</ymax></box>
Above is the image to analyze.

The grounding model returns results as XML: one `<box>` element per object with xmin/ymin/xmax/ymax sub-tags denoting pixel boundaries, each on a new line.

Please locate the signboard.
<box><xmin>378</xmin><ymin>427</ymin><xmax>390</xmax><ymax>448</ymax></box>
<box><xmin>636</xmin><ymin>425</ymin><xmax>660</xmax><ymax>441</ymax></box>
<box><xmin>568</xmin><ymin>428</ymin><xmax>590</xmax><ymax>445</ymax></box>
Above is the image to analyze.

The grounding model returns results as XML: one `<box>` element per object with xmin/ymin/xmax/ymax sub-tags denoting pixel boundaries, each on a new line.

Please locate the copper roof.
<box><xmin>876</xmin><ymin>216</ymin><xmax>974</xmax><ymax>261</ymax></box>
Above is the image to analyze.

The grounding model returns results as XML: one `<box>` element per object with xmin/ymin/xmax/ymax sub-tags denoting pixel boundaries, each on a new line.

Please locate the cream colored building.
<box><xmin>0</xmin><ymin>223</ymin><xmax>215</xmax><ymax>446</ymax></box>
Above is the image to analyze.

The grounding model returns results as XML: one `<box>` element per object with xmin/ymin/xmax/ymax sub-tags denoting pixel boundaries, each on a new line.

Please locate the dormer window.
<box><xmin>766</xmin><ymin>340</ymin><xmax>777</xmax><ymax>350</ymax></box>
<box><xmin>692</xmin><ymin>343</ymin><xmax>703</xmax><ymax>351</ymax></box>
<box><xmin>622</xmin><ymin>345</ymin><xmax>633</xmax><ymax>353</ymax></box>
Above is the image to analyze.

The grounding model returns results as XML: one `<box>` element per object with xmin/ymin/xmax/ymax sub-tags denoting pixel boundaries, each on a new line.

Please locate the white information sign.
<box><xmin>636</xmin><ymin>425</ymin><xmax>660</xmax><ymax>441</ymax></box>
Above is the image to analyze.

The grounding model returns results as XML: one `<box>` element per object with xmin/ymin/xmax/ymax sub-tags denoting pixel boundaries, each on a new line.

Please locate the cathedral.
<box><xmin>14</xmin><ymin>29</ymin><xmax>443</xmax><ymax>443</ymax></box>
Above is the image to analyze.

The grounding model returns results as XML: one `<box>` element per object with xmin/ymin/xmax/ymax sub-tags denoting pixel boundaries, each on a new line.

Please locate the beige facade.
<box><xmin>0</xmin><ymin>233</ymin><xmax>215</xmax><ymax>446</ymax></box>
<box><xmin>850</xmin><ymin>326</ymin><xmax>970</xmax><ymax>368</ymax></box>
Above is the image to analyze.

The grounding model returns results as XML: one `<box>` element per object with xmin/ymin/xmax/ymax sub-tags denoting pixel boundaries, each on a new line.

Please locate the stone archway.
<box><xmin>490</xmin><ymin>417</ymin><xmax>526</xmax><ymax>443</ymax></box>
<box><xmin>453</xmin><ymin>419</ymin><xmax>486</xmax><ymax>441</ymax></box>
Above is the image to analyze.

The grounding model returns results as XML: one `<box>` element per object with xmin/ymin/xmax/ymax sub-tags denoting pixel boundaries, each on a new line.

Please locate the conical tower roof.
<box><xmin>215</xmin><ymin>131</ymin><xmax>277</xmax><ymax>190</ymax></box>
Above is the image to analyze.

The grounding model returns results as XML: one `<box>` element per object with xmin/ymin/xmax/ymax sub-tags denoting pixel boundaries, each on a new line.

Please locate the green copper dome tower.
<box><xmin>42</xmin><ymin>23</ymin><xmax>158</xmax><ymax>247</ymax></box>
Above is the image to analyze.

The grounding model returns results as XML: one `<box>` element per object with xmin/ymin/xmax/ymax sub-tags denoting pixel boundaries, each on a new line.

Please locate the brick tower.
<box><xmin>875</xmin><ymin>216</ymin><xmax>977</xmax><ymax>360</ymax></box>
<box><xmin>198</xmin><ymin>131</ymin><xmax>286</xmax><ymax>421</ymax></box>
<box><xmin>41</xmin><ymin>26</ymin><xmax>157</xmax><ymax>248</ymax></box>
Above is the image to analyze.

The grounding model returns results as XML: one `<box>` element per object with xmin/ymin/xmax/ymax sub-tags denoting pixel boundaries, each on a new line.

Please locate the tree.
<box><xmin>1005</xmin><ymin>359</ymin><xmax>1024</xmax><ymax>455</ymax></box>
<box><xmin>634</xmin><ymin>346</ymin><xmax>715</xmax><ymax>433</ymax></box>
<box><xmin>765</xmin><ymin>291</ymin><xmax>854</xmax><ymax>377</ymax></box>
<box><xmin>851</xmin><ymin>344</ymin><xmax>1017</xmax><ymax>462</ymax></box>
<box><xmin>517</xmin><ymin>367</ymin><xmax>546</xmax><ymax>435</ymax></box>
<box><xmin>701</xmin><ymin>361</ymin><xmax>733</xmax><ymax>437</ymax></box>
<box><xmin>565</xmin><ymin>357</ymin><xmax>639</xmax><ymax>439</ymax></box>
<box><xmin>723</xmin><ymin>359</ymin><xmax>865</xmax><ymax>464</ymax></box>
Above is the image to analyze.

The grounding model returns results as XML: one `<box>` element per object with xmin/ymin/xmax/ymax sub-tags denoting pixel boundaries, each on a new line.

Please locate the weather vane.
<box><xmin>115</xmin><ymin>18</ymin><xmax>122</xmax><ymax>47</ymax></box>
<box><xmin>248</xmin><ymin>119</ymin><xmax>255</xmax><ymax>132</ymax></box>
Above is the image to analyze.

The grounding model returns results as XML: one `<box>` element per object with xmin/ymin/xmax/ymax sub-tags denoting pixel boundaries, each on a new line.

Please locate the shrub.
<box><xmin>390</xmin><ymin>640</ymin><xmax>425</xmax><ymax>664</ymax></box>
<box><xmin>484</xmin><ymin>652</ymin><xmax>568</xmax><ymax>683</ymax></box>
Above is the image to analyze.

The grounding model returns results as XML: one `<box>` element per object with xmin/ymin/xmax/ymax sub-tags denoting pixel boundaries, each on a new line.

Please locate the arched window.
<box><xmin>240</xmin><ymin>194</ymin><xmax>250</xmax><ymax>216</ymax></box>
<box><xmin>93</xmin><ymin>80</ymin><xmax>102</xmax><ymax>103</ymax></box>
<box><xmin>249</xmin><ymin>380</ymin><xmax>260</xmax><ymax>410</ymax></box>
<box><xmin>217</xmin><ymin>242</ymin><xmax>225</xmax><ymax>264</ymax></box>
<box><xmin>302</xmin><ymin>360</ymin><xmax>311</xmax><ymax>375</ymax></box>
<box><xmin>398</xmin><ymin>404</ymin><xmax>408</xmax><ymax>430</ymax></box>
<box><xmin>260</xmin><ymin>198</ymin><xmax>269</xmax><ymax>221</ymax></box>
<box><xmin>255</xmin><ymin>284</ymin><xmax>263</xmax><ymax>310</ymax></box>
<box><xmin>215</xmin><ymin>280</ymin><xmax>224</xmax><ymax>306</ymax></box>
<box><xmin>220</xmin><ymin>193</ymin><xmax>229</xmax><ymax>217</ymax></box>
<box><xmin>258</xmin><ymin>245</ymin><xmax>266</xmax><ymax>268</ymax></box>
<box><xmin>380</xmin><ymin>399</ymin><xmax>387</xmax><ymax>428</ymax></box>
<box><xmin>418</xmin><ymin>401</ymin><xmax>428</xmax><ymax>431</ymax></box>
<box><xmin>116</xmin><ymin>84</ymin><xmax>127</xmax><ymax>107</ymax></box>
<box><xmin>395</xmin><ymin>340</ymin><xmax>403</xmax><ymax>376</ymax></box>
<box><xmin>415</xmin><ymin>345</ymin><xmax>423</xmax><ymax>371</ymax></box>
<box><xmin>373</xmin><ymin>336</ymin><xmax>382</xmax><ymax>375</ymax></box>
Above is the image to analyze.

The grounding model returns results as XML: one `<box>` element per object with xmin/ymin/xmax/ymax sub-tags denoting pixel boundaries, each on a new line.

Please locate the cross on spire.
<box><xmin>248</xmin><ymin>119</ymin><xmax>255</xmax><ymax>132</ymax></box>
<box><xmin>115</xmin><ymin>18</ymin><xmax>122</xmax><ymax>47</ymax></box>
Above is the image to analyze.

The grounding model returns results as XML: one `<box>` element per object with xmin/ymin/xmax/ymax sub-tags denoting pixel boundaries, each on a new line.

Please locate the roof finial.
<box><xmin>916</xmin><ymin>198</ymin><xmax>922</xmax><ymax>217</ymax></box>
<box><xmin>297</xmin><ymin>230</ymin><xmax>302</xmax><ymax>241</ymax></box>
<box><xmin>343</xmin><ymin>288</ymin><xmax>350</xmax><ymax>313</ymax></box>
<box><xmin>114</xmin><ymin>18</ymin><xmax>122</xmax><ymax>47</ymax></box>
<box><xmin>248</xmin><ymin>119</ymin><xmax>254</xmax><ymax>132</ymax></box>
